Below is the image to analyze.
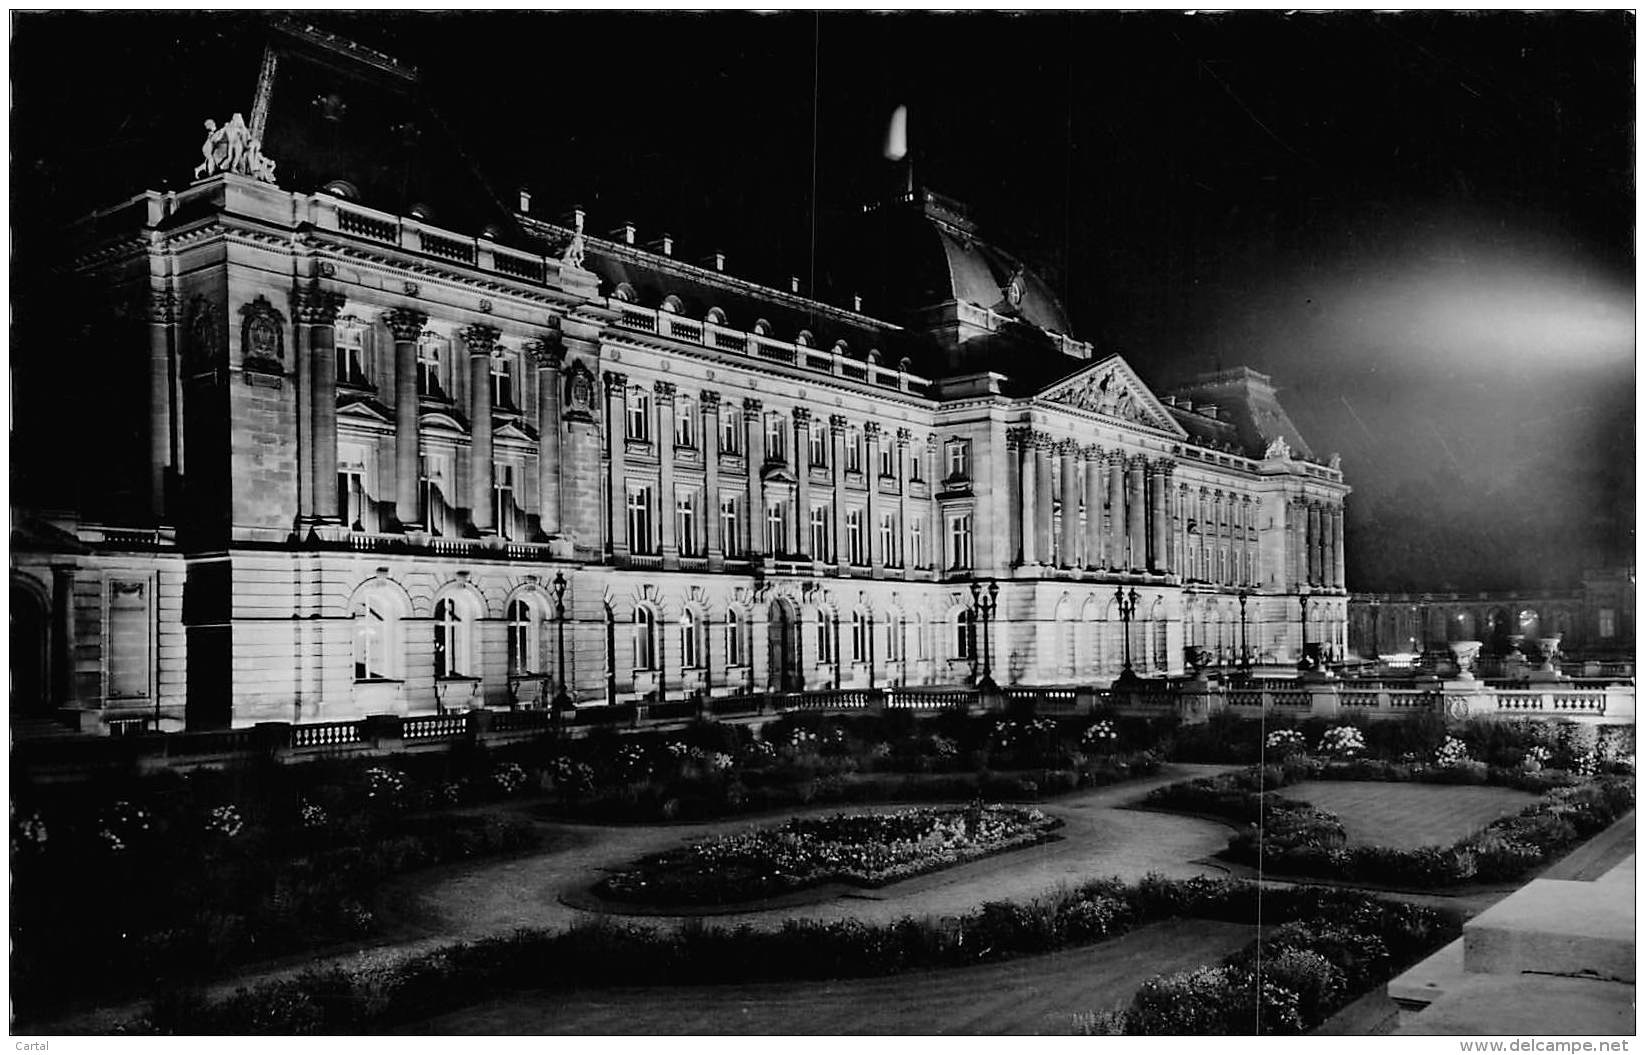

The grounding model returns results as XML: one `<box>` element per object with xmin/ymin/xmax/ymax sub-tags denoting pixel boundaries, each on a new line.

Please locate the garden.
<box><xmin>594</xmin><ymin>803</ymin><xmax>1061</xmax><ymax>906</ymax></box>
<box><xmin>1145</xmin><ymin>719</ymin><xmax>1635</xmax><ymax>889</ymax></box>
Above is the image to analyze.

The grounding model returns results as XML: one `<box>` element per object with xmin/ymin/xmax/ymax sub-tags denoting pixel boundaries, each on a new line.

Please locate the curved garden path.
<box><xmin>382</xmin><ymin>762</ymin><xmax>1240</xmax><ymax>938</ymax></box>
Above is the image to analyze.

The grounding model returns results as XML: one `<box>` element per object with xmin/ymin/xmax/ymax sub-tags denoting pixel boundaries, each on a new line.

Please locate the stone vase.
<box><xmin>1538</xmin><ymin>635</ymin><xmax>1564</xmax><ymax>673</ymax></box>
<box><xmin>1448</xmin><ymin>640</ymin><xmax>1482</xmax><ymax>681</ymax></box>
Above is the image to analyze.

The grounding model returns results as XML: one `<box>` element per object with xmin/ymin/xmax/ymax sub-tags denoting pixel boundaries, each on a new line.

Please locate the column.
<box><xmin>1015</xmin><ymin>428</ymin><xmax>1037</xmax><ymax>565</ymax></box>
<box><xmin>865</xmin><ymin>423</ymin><xmax>883</xmax><ymax>571</ymax></box>
<box><xmin>385</xmin><ymin>308</ymin><xmax>429</xmax><ymax>529</ymax></box>
<box><xmin>830</xmin><ymin>415</ymin><xmax>848</xmax><ymax>570</ymax></box>
<box><xmin>1332</xmin><ymin>505</ymin><xmax>1346</xmax><ymax>589</ymax></box>
<box><xmin>50</xmin><ymin>565</ymin><xmax>77</xmax><ymax>708</ymax></box>
<box><xmin>655</xmin><ymin>381</ymin><xmax>677</xmax><ymax>562</ymax></box>
<box><xmin>895</xmin><ymin>427</ymin><xmax>911</xmax><ymax>570</ymax></box>
<box><xmin>1162</xmin><ymin>464</ymin><xmax>1178</xmax><ymax>575</ymax></box>
<box><xmin>463</xmin><ymin>325</ymin><xmax>500</xmax><ymax>534</ymax></box>
<box><xmin>146</xmin><ymin>288</ymin><xmax>176</xmax><ymax>521</ymax></box>
<box><xmin>1107</xmin><ymin>453</ymin><xmax>1126</xmax><ymax>570</ymax></box>
<box><xmin>527</xmin><ymin>337</ymin><xmax>563</xmax><ymax>537</ymax></box>
<box><xmin>1126</xmin><ymin>456</ymin><xmax>1146</xmax><ymax>570</ymax></box>
<box><xmin>743</xmin><ymin>399</ymin><xmax>764</xmax><ymax>555</ymax></box>
<box><xmin>301</xmin><ymin>283</ymin><xmax>347</xmax><ymax>522</ymax></box>
<box><xmin>1289</xmin><ymin>498</ymin><xmax>1306</xmax><ymax>590</ymax></box>
<box><xmin>604</xmin><ymin>372</ymin><xmax>628</xmax><ymax>558</ymax></box>
<box><xmin>1307</xmin><ymin>502</ymin><xmax>1322</xmax><ymax>586</ymax></box>
<box><xmin>1033</xmin><ymin>435</ymin><xmax>1054</xmax><ymax>567</ymax></box>
<box><xmin>1083</xmin><ymin>446</ymin><xmax>1104</xmax><ymax>570</ymax></box>
<box><xmin>794</xmin><ymin>408</ymin><xmax>813</xmax><ymax>558</ymax></box>
<box><xmin>702</xmin><ymin>391</ymin><xmax>722</xmax><ymax>564</ymax></box>
<box><xmin>1059</xmin><ymin>441</ymin><xmax>1079</xmax><ymax>568</ymax></box>
<box><xmin>1149</xmin><ymin>461</ymin><xmax>1169</xmax><ymax>573</ymax></box>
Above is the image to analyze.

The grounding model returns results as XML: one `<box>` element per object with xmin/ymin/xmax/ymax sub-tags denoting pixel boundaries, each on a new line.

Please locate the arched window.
<box><xmin>433</xmin><ymin>596</ymin><xmax>475</xmax><ymax>678</ymax></box>
<box><xmin>506</xmin><ymin>598</ymin><xmax>537</xmax><ymax>675</ymax></box>
<box><xmin>633</xmin><ymin>606</ymin><xmax>657</xmax><ymax>670</ymax></box>
<box><xmin>679</xmin><ymin>610</ymin><xmax>700</xmax><ymax>669</ymax></box>
<box><xmin>850</xmin><ymin>610</ymin><xmax>868</xmax><ymax>663</ymax></box>
<box><xmin>953</xmin><ymin>609</ymin><xmax>974</xmax><ymax>660</ymax></box>
<box><xmin>724</xmin><ymin>608</ymin><xmax>744</xmax><ymax>667</ymax></box>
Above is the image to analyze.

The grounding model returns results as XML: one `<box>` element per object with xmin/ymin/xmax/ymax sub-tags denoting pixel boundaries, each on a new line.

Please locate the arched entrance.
<box><xmin>1485</xmin><ymin>608</ymin><xmax>1511</xmax><ymax>653</ymax></box>
<box><xmin>11</xmin><ymin>581</ymin><xmax>50</xmax><ymax>715</ymax></box>
<box><xmin>767</xmin><ymin>598</ymin><xmax>801</xmax><ymax>692</ymax></box>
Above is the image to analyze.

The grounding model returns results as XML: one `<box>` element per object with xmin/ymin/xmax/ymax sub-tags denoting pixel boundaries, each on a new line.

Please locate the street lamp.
<box><xmin>1115</xmin><ymin>585</ymin><xmax>1140</xmax><ymax>683</ymax></box>
<box><xmin>1236</xmin><ymin>587</ymin><xmax>1250</xmax><ymax>675</ymax></box>
<box><xmin>1297</xmin><ymin>586</ymin><xmax>1312</xmax><ymax>671</ymax></box>
<box><xmin>971</xmin><ymin>579</ymin><xmax>1000</xmax><ymax>690</ymax></box>
<box><xmin>552</xmin><ymin>571</ymin><xmax>571</xmax><ymax>710</ymax></box>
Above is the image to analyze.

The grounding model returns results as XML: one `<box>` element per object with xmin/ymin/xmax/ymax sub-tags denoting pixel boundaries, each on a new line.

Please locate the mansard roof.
<box><xmin>1167</xmin><ymin>366</ymin><xmax>1319</xmax><ymax>462</ymax></box>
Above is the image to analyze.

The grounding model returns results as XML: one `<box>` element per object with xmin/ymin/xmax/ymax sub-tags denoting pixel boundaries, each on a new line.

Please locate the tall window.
<box><xmin>676</xmin><ymin>492</ymin><xmax>699</xmax><ymax>556</ymax></box>
<box><xmin>420</xmin><ymin>453</ymin><xmax>452</xmax><ymax>535</ymax></box>
<box><xmin>336</xmin><ymin>320</ymin><xmax>368</xmax><ymax>386</ymax></box>
<box><xmin>953</xmin><ymin>610</ymin><xmax>973</xmax><ymax>660</ymax></box>
<box><xmin>846</xmin><ymin>509</ymin><xmax>865</xmax><ymax>566</ymax></box>
<box><xmin>947</xmin><ymin>440</ymin><xmax>970</xmax><ymax>481</ymax></box>
<box><xmin>885</xmin><ymin>615</ymin><xmax>902</xmax><ymax>662</ymax></box>
<box><xmin>338</xmin><ymin>465</ymin><xmax>368</xmax><ymax>531</ymax></box>
<box><xmin>725</xmin><ymin>608</ymin><xmax>744</xmax><ymax>666</ymax></box>
<box><xmin>851</xmin><ymin>610</ymin><xmax>868</xmax><ymax>663</ymax></box>
<box><xmin>765</xmin><ymin>415</ymin><xmax>787</xmax><ymax>463</ymax></box>
<box><xmin>910</xmin><ymin>446</ymin><xmax>925</xmax><ymax>482</ymax></box>
<box><xmin>1600</xmin><ymin>608</ymin><xmax>1617</xmax><ymax>639</ymax></box>
<box><xmin>810</xmin><ymin>505</ymin><xmax>830</xmax><ymax>561</ymax></box>
<box><xmin>846</xmin><ymin>427</ymin><xmax>863</xmax><ymax>473</ymax></box>
<box><xmin>809</xmin><ymin>421</ymin><xmax>828</xmax><ymax>466</ymax></box>
<box><xmin>493</xmin><ymin>463</ymin><xmax>516</xmax><ymax>540</ymax></box>
<box><xmin>434</xmin><ymin>597</ymin><xmax>471</xmax><ymax>678</ymax></box>
<box><xmin>816</xmin><ymin>611</ymin><xmax>835</xmax><ymax>664</ymax></box>
<box><xmin>626</xmin><ymin>388</ymin><xmax>651</xmax><ymax>440</ymax></box>
<box><xmin>914</xmin><ymin>613</ymin><xmax>928</xmax><ymax>660</ymax></box>
<box><xmin>765</xmin><ymin>501</ymin><xmax>786</xmax><ymax>555</ymax></box>
<box><xmin>674</xmin><ymin>397</ymin><xmax>698</xmax><ymax>448</ymax></box>
<box><xmin>879</xmin><ymin>442</ymin><xmax>895</xmax><ymax>478</ymax></box>
<box><xmin>909</xmin><ymin>518</ymin><xmax>926</xmax><ymax>568</ymax></box>
<box><xmin>679</xmin><ymin>611</ymin><xmax>699</xmax><ymax>669</ymax></box>
<box><xmin>506</xmin><ymin>599</ymin><xmax>535</xmax><ymax>674</ymax></box>
<box><xmin>720</xmin><ymin>495</ymin><xmax>740</xmax><ymax>556</ymax></box>
<box><xmin>879</xmin><ymin>512</ymin><xmax>897</xmax><ymax>566</ymax></box>
<box><xmin>490</xmin><ymin>352</ymin><xmax>516</xmax><ymax>409</ymax></box>
<box><xmin>626</xmin><ymin>485</ymin><xmax>653</xmax><ymax>553</ymax></box>
<box><xmin>353</xmin><ymin>600</ymin><xmax>393</xmax><ymax>680</ymax></box>
<box><xmin>948</xmin><ymin>513</ymin><xmax>974</xmax><ymax>570</ymax></box>
<box><xmin>719</xmin><ymin>411</ymin><xmax>743</xmax><ymax>455</ymax></box>
<box><xmin>417</xmin><ymin>336</ymin><xmax>447</xmax><ymax>399</ymax></box>
<box><xmin>633</xmin><ymin>607</ymin><xmax>657</xmax><ymax>670</ymax></box>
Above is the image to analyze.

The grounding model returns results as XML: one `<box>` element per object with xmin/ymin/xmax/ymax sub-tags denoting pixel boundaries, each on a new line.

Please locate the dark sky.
<box><xmin>11</xmin><ymin>11</ymin><xmax>1635</xmax><ymax>592</ymax></box>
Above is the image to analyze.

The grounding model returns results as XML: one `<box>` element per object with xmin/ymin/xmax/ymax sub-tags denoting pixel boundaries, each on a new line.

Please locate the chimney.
<box><xmin>645</xmin><ymin>233</ymin><xmax>673</xmax><ymax>256</ymax></box>
<box><xmin>852</xmin><ymin>293</ymin><xmax>863</xmax><ymax>312</ymax></box>
<box><xmin>610</xmin><ymin>222</ymin><xmax>636</xmax><ymax>245</ymax></box>
<box><xmin>790</xmin><ymin>276</ymin><xmax>801</xmax><ymax>294</ymax></box>
<box><xmin>1201</xmin><ymin>403</ymin><xmax>1220</xmax><ymax>420</ymax></box>
<box><xmin>517</xmin><ymin>187</ymin><xmax>531</xmax><ymax>213</ymax></box>
<box><xmin>696</xmin><ymin>251</ymin><xmax>726</xmax><ymax>272</ymax></box>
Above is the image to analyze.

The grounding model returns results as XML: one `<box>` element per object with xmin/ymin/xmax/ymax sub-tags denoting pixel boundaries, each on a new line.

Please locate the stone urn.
<box><xmin>1538</xmin><ymin>636</ymin><xmax>1564</xmax><ymax>673</ymax></box>
<box><xmin>1448</xmin><ymin>640</ymin><xmax>1483</xmax><ymax>681</ymax></box>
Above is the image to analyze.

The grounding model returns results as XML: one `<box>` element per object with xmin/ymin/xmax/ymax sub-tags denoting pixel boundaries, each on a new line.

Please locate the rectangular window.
<box><xmin>106</xmin><ymin>579</ymin><xmax>152</xmax><ymax>700</ymax></box>
<box><xmin>338</xmin><ymin>468</ymin><xmax>367</xmax><ymax>530</ymax></box>
<box><xmin>725</xmin><ymin>612</ymin><xmax>744</xmax><ymax>666</ymax></box>
<box><xmin>879</xmin><ymin>512</ymin><xmax>897</xmax><ymax>566</ymax></box>
<box><xmin>816</xmin><ymin>613</ymin><xmax>835</xmax><ymax>664</ymax></box>
<box><xmin>490</xmin><ymin>353</ymin><xmax>515</xmax><ymax>409</ymax></box>
<box><xmin>676</xmin><ymin>492</ymin><xmax>699</xmax><ymax>556</ymax></box>
<box><xmin>765</xmin><ymin>414</ymin><xmax>787</xmax><ymax>463</ymax></box>
<box><xmin>720</xmin><ymin>411</ymin><xmax>743</xmax><ymax>455</ymax></box>
<box><xmin>417</xmin><ymin>337</ymin><xmax>446</xmax><ymax>399</ymax></box>
<box><xmin>765</xmin><ymin>501</ymin><xmax>786</xmax><ymax>555</ymax></box>
<box><xmin>947</xmin><ymin>440</ymin><xmax>970</xmax><ymax>481</ymax></box>
<box><xmin>879</xmin><ymin>442</ymin><xmax>895</xmax><ymax>478</ymax></box>
<box><xmin>809</xmin><ymin>422</ymin><xmax>828</xmax><ymax>466</ymax></box>
<box><xmin>948</xmin><ymin>513</ymin><xmax>974</xmax><ymax>570</ymax></box>
<box><xmin>885</xmin><ymin>616</ymin><xmax>901</xmax><ymax>662</ymax></box>
<box><xmin>911</xmin><ymin>446</ymin><xmax>925</xmax><ymax>482</ymax></box>
<box><xmin>846</xmin><ymin>428</ymin><xmax>863</xmax><ymax>473</ymax></box>
<box><xmin>909</xmin><ymin>518</ymin><xmax>926</xmax><ymax>568</ymax></box>
<box><xmin>810</xmin><ymin>505</ymin><xmax>830</xmax><ymax>561</ymax></box>
<box><xmin>674</xmin><ymin>397</ymin><xmax>698</xmax><ymax>448</ymax></box>
<box><xmin>419</xmin><ymin>453</ymin><xmax>450</xmax><ymax>535</ymax></box>
<box><xmin>336</xmin><ymin>321</ymin><xmax>368</xmax><ymax>387</ymax></box>
<box><xmin>493</xmin><ymin>463</ymin><xmax>516</xmax><ymax>540</ymax></box>
<box><xmin>851</xmin><ymin>612</ymin><xmax>867</xmax><ymax>663</ymax></box>
<box><xmin>680</xmin><ymin>615</ymin><xmax>699</xmax><ymax>669</ymax></box>
<box><xmin>626</xmin><ymin>485</ymin><xmax>653</xmax><ymax>553</ymax></box>
<box><xmin>846</xmin><ymin>509</ymin><xmax>865</xmax><ymax>566</ymax></box>
<box><xmin>626</xmin><ymin>389</ymin><xmax>651</xmax><ymax>441</ymax></box>
<box><xmin>720</xmin><ymin>495</ymin><xmax>740</xmax><ymax>557</ymax></box>
<box><xmin>1600</xmin><ymin>608</ymin><xmax>1617</xmax><ymax>639</ymax></box>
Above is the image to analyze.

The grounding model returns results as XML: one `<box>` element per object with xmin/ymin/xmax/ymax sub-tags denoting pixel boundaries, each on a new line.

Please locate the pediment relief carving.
<box><xmin>1038</xmin><ymin>357</ymin><xmax>1184</xmax><ymax>437</ymax></box>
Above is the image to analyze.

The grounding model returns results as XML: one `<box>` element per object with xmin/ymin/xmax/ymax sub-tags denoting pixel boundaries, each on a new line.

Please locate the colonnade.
<box><xmin>1007</xmin><ymin>427</ymin><xmax>1173</xmax><ymax>574</ymax></box>
<box><xmin>1290</xmin><ymin>497</ymin><xmax>1345</xmax><ymax>590</ymax></box>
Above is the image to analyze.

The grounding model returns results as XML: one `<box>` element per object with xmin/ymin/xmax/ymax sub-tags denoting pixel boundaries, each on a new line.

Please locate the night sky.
<box><xmin>11</xmin><ymin>11</ymin><xmax>1635</xmax><ymax>593</ymax></box>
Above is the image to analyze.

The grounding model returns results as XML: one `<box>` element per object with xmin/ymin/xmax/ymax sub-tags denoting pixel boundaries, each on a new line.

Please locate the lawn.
<box><xmin>1282</xmin><ymin>780</ymin><xmax>1539</xmax><ymax>850</ymax></box>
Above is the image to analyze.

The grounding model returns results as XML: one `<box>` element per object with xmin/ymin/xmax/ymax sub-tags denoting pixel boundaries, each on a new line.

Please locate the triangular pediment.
<box><xmin>1035</xmin><ymin>355</ymin><xmax>1186</xmax><ymax>437</ymax></box>
<box><xmin>337</xmin><ymin>396</ymin><xmax>393</xmax><ymax>424</ymax></box>
<box><xmin>494</xmin><ymin>419</ymin><xmax>538</xmax><ymax>442</ymax></box>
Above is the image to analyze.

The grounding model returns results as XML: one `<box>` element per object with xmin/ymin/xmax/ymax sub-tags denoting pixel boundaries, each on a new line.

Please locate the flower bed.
<box><xmin>1145</xmin><ymin>765</ymin><xmax>1635</xmax><ymax>888</ymax></box>
<box><xmin>596</xmin><ymin>804</ymin><xmax>1061</xmax><ymax>905</ymax></box>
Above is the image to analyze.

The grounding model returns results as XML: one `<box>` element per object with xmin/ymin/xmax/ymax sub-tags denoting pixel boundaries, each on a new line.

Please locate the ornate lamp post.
<box><xmin>972</xmin><ymin>579</ymin><xmax>1000</xmax><ymax>690</ymax></box>
<box><xmin>1298</xmin><ymin>586</ymin><xmax>1312</xmax><ymax>671</ymax></box>
<box><xmin>1236</xmin><ymin>587</ymin><xmax>1250</xmax><ymax>675</ymax></box>
<box><xmin>551</xmin><ymin>571</ymin><xmax>572</xmax><ymax>710</ymax></box>
<box><xmin>1115</xmin><ymin>586</ymin><xmax>1140</xmax><ymax>683</ymax></box>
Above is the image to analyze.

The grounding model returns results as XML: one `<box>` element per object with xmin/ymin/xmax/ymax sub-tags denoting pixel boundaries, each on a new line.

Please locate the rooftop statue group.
<box><xmin>195</xmin><ymin>113</ymin><xmax>278</xmax><ymax>185</ymax></box>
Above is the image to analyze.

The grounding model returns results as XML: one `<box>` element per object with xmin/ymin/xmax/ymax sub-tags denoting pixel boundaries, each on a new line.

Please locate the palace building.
<box><xmin>10</xmin><ymin>22</ymin><xmax>1351</xmax><ymax>733</ymax></box>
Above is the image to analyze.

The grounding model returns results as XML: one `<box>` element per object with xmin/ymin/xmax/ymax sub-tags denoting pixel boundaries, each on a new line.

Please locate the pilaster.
<box><xmin>794</xmin><ymin>407</ymin><xmax>813</xmax><ymax>559</ymax></box>
<box><xmin>702</xmin><ymin>390</ymin><xmax>723</xmax><ymax>567</ymax></box>
<box><xmin>743</xmin><ymin>398</ymin><xmax>764</xmax><ymax>555</ymax></box>
<box><xmin>462</xmin><ymin>324</ymin><xmax>500</xmax><ymax>535</ymax></box>
<box><xmin>525</xmin><ymin>336</ymin><xmax>564</xmax><ymax>538</ymax></box>
<box><xmin>385</xmin><ymin>307</ymin><xmax>429</xmax><ymax>530</ymax></box>
<box><xmin>295</xmin><ymin>280</ymin><xmax>347</xmax><ymax>524</ymax></box>
<box><xmin>604</xmin><ymin>371</ymin><xmax>629</xmax><ymax>558</ymax></box>
<box><xmin>655</xmin><ymin>381</ymin><xmax>678</xmax><ymax>565</ymax></box>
